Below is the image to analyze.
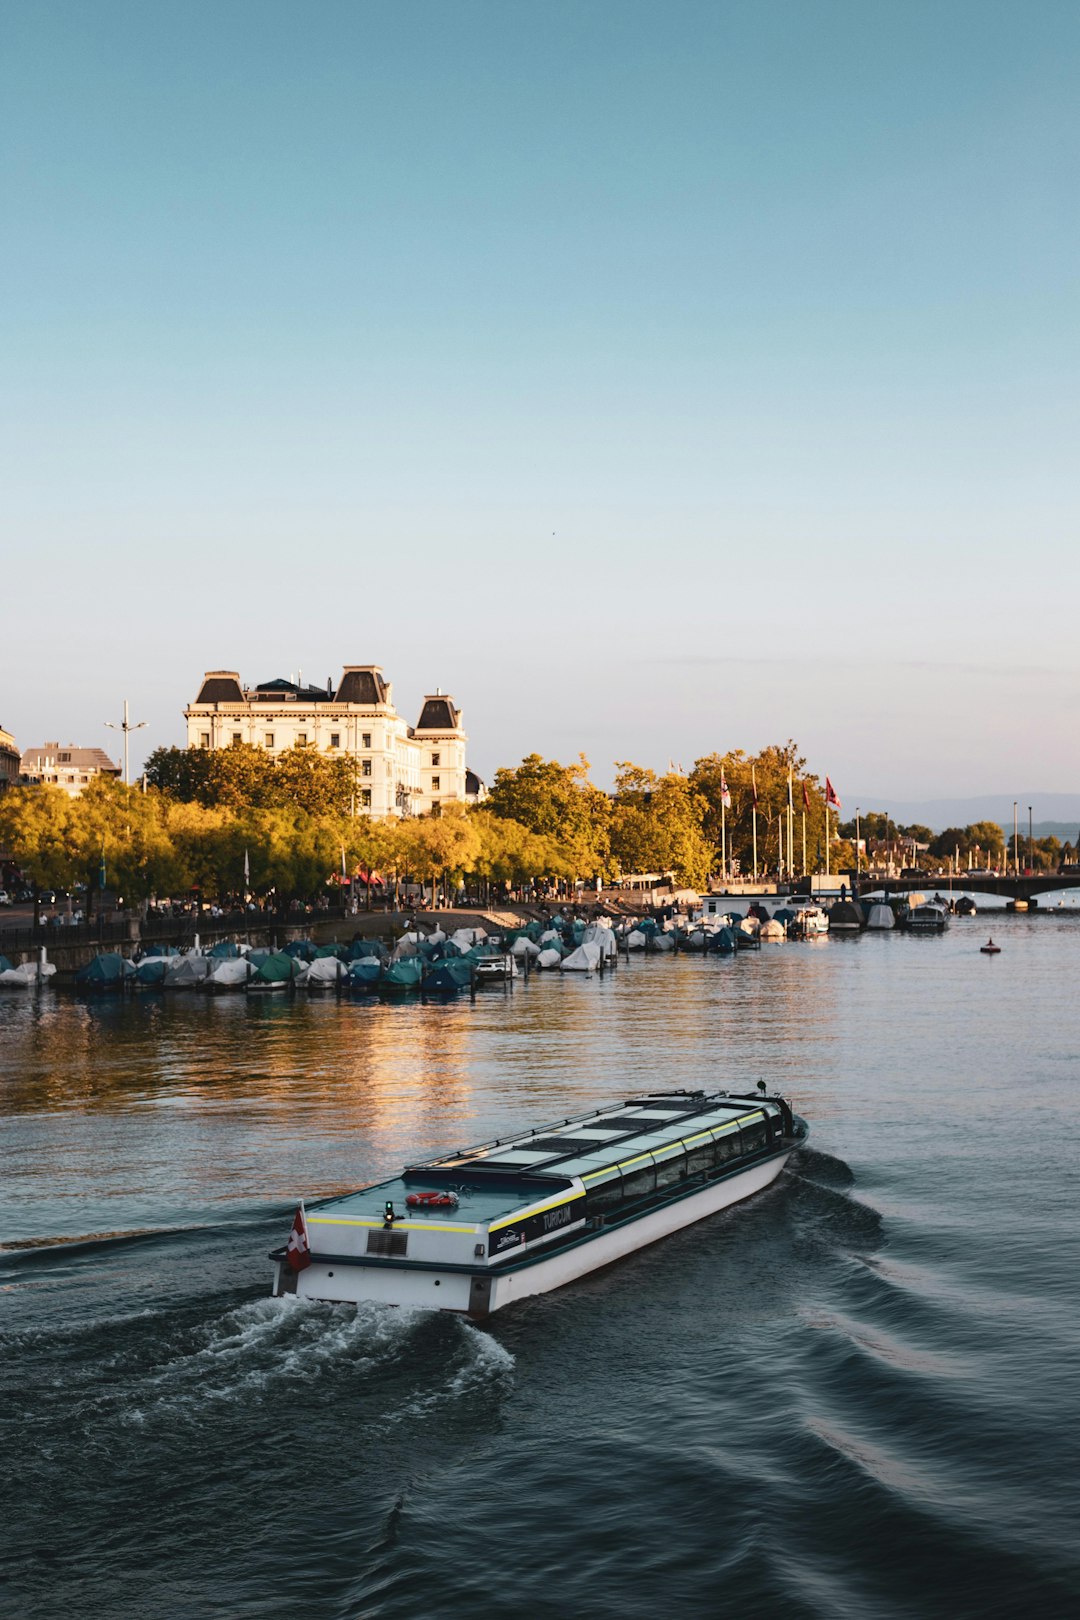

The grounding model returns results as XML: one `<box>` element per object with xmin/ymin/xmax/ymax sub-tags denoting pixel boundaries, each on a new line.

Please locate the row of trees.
<box><xmin>13</xmin><ymin>741</ymin><xmax>1055</xmax><ymax>905</ymax></box>
<box><xmin>0</xmin><ymin>776</ymin><xmax>579</xmax><ymax>909</ymax></box>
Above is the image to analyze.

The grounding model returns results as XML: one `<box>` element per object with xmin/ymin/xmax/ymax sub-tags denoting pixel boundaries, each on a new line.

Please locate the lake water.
<box><xmin>3</xmin><ymin>917</ymin><xmax>1079</xmax><ymax>1619</ymax></box>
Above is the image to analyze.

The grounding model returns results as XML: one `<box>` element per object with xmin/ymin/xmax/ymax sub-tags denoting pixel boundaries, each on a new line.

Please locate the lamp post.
<box><xmin>1013</xmin><ymin>802</ymin><xmax>1019</xmax><ymax>877</ymax></box>
<box><xmin>105</xmin><ymin>700</ymin><xmax>147</xmax><ymax>787</ymax></box>
<box><xmin>855</xmin><ymin>807</ymin><xmax>861</xmax><ymax>882</ymax></box>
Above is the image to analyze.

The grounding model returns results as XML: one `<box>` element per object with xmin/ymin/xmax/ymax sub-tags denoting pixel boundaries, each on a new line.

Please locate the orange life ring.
<box><xmin>405</xmin><ymin>1190</ymin><xmax>460</xmax><ymax>1209</ymax></box>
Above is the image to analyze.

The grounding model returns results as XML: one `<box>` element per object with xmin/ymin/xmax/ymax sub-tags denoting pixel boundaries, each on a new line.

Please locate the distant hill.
<box><xmin>848</xmin><ymin>793</ymin><xmax>1080</xmax><ymax>837</ymax></box>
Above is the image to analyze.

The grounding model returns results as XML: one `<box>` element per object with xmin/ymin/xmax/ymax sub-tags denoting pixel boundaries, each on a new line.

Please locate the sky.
<box><xmin>1</xmin><ymin>0</ymin><xmax>1077</xmax><ymax>800</ymax></box>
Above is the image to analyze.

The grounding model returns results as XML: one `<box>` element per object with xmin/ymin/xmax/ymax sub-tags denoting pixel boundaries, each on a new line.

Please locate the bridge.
<box><xmin>852</xmin><ymin>872</ymin><xmax>1080</xmax><ymax>905</ymax></box>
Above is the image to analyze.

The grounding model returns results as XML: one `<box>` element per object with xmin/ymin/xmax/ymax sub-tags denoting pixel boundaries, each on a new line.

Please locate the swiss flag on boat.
<box><xmin>286</xmin><ymin>1204</ymin><xmax>312</xmax><ymax>1271</ymax></box>
<box><xmin>825</xmin><ymin>777</ymin><xmax>842</xmax><ymax>810</ymax></box>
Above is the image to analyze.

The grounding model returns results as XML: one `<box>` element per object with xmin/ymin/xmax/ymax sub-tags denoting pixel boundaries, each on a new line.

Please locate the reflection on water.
<box><xmin>2</xmin><ymin>916</ymin><xmax>1080</xmax><ymax>1619</ymax></box>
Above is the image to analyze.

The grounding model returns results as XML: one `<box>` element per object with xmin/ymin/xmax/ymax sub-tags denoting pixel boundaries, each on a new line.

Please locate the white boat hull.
<box><xmin>279</xmin><ymin>1149</ymin><xmax>792</xmax><ymax>1319</ymax></box>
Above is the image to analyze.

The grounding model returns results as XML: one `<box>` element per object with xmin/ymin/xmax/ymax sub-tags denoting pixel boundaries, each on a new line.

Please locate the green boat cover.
<box><xmin>381</xmin><ymin>957</ymin><xmax>424</xmax><ymax>988</ymax></box>
<box><xmin>253</xmin><ymin>951</ymin><xmax>301</xmax><ymax>984</ymax></box>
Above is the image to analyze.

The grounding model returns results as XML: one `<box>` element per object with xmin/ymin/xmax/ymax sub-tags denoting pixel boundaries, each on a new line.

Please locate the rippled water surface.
<box><xmin>3</xmin><ymin>917</ymin><xmax>1079</xmax><ymax>1618</ymax></box>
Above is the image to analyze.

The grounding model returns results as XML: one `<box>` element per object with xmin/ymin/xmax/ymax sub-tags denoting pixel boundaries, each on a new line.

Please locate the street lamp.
<box><xmin>106</xmin><ymin>699</ymin><xmax>147</xmax><ymax>787</ymax></box>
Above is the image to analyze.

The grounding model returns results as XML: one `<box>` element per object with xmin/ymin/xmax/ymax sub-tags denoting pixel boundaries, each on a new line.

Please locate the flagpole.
<box><xmin>801</xmin><ymin>809</ymin><xmax>806</xmax><ymax>877</ymax></box>
<box><xmin>787</xmin><ymin>770</ymin><xmax>794</xmax><ymax>878</ymax></box>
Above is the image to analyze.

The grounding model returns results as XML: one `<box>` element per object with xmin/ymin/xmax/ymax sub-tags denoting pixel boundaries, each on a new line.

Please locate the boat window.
<box><xmin>367</xmin><ymin>1230</ymin><xmax>408</xmax><ymax>1257</ymax></box>
<box><xmin>740</xmin><ymin>1121</ymin><xmax>768</xmax><ymax>1156</ymax></box>
<box><xmin>713</xmin><ymin>1131</ymin><xmax>741</xmax><ymax>1163</ymax></box>
<box><xmin>584</xmin><ymin>1177</ymin><xmax>624</xmax><ymax>1217</ymax></box>
<box><xmin>621</xmin><ymin>1165</ymin><xmax>656</xmax><ymax>1202</ymax></box>
<box><xmin>654</xmin><ymin>1151</ymin><xmax>688</xmax><ymax>1190</ymax></box>
<box><xmin>686</xmin><ymin>1143</ymin><xmax>716</xmax><ymax>1177</ymax></box>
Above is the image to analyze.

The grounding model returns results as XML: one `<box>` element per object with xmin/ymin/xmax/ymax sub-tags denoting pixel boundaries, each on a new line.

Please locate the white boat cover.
<box><xmin>306</xmin><ymin>956</ymin><xmax>348</xmax><ymax>985</ymax></box>
<box><xmin>739</xmin><ymin>917</ymin><xmax>760</xmax><ymax>935</ymax></box>
<box><xmin>511</xmin><ymin>937</ymin><xmax>541</xmax><ymax>957</ymax></box>
<box><xmin>647</xmin><ymin>932</ymin><xmax>675</xmax><ymax>951</ymax></box>
<box><xmin>539</xmin><ymin>929</ymin><xmax>561</xmax><ymax>945</ymax></box>
<box><xmin>866</xmin><ymin>904</ymin><xmax>896</xmax><ymax>930</ymax></box>
<box><xmin>206</xmin><ymin>958</ymin><xmax>252</xmax><ymax>988</ymax></box>
<box><xmin>625</xmin><ymin>930</ymin><xmax>647</xmax><ymax>950</ymax></box>
<box><xmin>759</xmin><ymin>919</ymin><xmax>786</xmax><ymax>941</ymax></box>
<box><xmin>164</xmin><ymin>955</ymin><xmax>211</xmax><ymax>987</ymax></box>
<box><xmin>560</xmin><ymin>941</ymin><xmax>602</xmax><ymax>972</ymax></box>
<box><xmin>451</xmin><ymin>926</ymin><xmax>487</xmax><ymax>948</ymax></box>
<box><xmin>0</xmin><ymin>961</ymin><xmax>58</xmax><ymax>986</ymax></box>
<box><xmin>583</xmin><ymin>925</ymin><xmax>618</xmax><ymax>957</ymax></box>
<box><xmin>536</xmin><ymin>947</ymin><xmax>562</xmax><ymax>969</ymax></box>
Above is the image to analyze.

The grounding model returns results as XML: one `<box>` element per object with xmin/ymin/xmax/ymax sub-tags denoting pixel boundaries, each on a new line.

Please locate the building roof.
<box><xmin>416</xmin><ymin>695</ymin><xmax>461</xmax><ymax>731</ymax></box>
<box><xmin>465</xmin><ymin>769</ymin><xmax>484</xmax><ymax>796</ymax></box>
<box><xmin>21</xmin><ymin>744</ymin><xmax>120</xmax><ymax>775</ymax></box>
<box><xmin>336</xmin><ymin>667</ymin><xmax>389</xmax><ymax>706</ymax></box>
<box><xmin>195</xmin><ymin>671</ymin><xmax>244</xmax><ymax>704</ymax></box>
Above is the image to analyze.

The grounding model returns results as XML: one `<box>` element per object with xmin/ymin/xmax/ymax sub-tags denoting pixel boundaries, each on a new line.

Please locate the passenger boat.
<box><xmin>270</xmin><ymin>1088</ymin><xmax>808</xmax><ymax>1320</ymax></box>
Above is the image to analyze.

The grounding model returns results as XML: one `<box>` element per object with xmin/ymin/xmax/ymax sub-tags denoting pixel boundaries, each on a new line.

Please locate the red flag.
<box><xmin>286</xmin><ymin>1204</ymin><xmax>312</xmax><ymax>1272</ymax></box>
<box><xmin>825</xmin><ymin>777</ymin><xmax>842</xmax><ymax>810</ymax></box>
<box><xmin>802</xmin><ymin>780</ymin><xmax>811</xmax><ymax>811</ymax></box>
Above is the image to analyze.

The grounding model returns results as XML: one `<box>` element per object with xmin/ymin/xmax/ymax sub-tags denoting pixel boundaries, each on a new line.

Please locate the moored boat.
<box><xmin>271</xmin><ymin>1088</ymin><xmax>808</xmax><ymax>1319</ymax></box>
<box><xmin>902</xmin><ymin>902</ymin><xmax>949</xmax><ymax>933</ymax></box>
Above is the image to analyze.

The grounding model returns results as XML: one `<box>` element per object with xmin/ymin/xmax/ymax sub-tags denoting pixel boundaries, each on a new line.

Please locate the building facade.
<box><xmin>20</xmin><ymin>742</ymin><xmax>121</xmax><ymax>798</ymax></box>
<box><xmin>0</xmin><ymin>727</ymin><xmax>20</xmax><ymax>793</ymax></box>
<box><xmin>184</xmin><ymin>666</ymin><xmax>474</xmax><ymax>817</ymax></box>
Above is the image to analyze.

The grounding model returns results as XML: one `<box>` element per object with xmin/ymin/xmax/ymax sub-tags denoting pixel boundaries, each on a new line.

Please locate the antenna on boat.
<box><xmin>757</xmin><ymin>1080</ymin><xmax>767</xmax><ymax>1094</ymax></box>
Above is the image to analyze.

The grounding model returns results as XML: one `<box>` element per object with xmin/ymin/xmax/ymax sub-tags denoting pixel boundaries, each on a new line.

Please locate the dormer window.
<box><xmin>431</xmin><ymin>752</ymin><xmax>440</xmax><ymax>767</ymax></box>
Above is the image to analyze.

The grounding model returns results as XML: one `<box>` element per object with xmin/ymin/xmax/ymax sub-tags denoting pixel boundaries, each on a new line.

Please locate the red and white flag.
<box><xmin>286</xmin><ymin>1203</ymin><xmax>312</xmax><ymax>1272</ymax></box>
<box><xmin>825</xmin><ymin>777</ymin><xmax>842</xmax><ymax>810</ymax></box>
<box><xmin>720</xmin><ymin>774</ymin><xmax>731</xmax><ymax>810</ymax></box>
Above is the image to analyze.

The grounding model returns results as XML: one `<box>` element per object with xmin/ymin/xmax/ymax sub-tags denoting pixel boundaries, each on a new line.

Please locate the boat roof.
<box><xmin>312</xmin><ymin>1092</ymin><xmax>778</xmax><ymax>1232</ymax></box>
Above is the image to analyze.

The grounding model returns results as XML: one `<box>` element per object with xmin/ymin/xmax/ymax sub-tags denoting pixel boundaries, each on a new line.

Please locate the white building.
<box><xmin>20</xmin><ymin>742</ymin><xmax>121</xmax><ymax>798</ymax></box>
<box><xmin>184</xmin><ymin>666</ymin><xmax>475</xmax><ymax>817</ymax></box>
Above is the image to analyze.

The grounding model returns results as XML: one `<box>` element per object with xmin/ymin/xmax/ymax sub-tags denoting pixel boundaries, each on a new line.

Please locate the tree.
<box><xmin>609</xmin><ymin>764</ymin><xmax>713</xmax><ymax>889</ymax></box>
<box><xmin>486</xmin><ymin>754</ymin><xmax>611</xmax><ymax>879</ymax></box>
<box><xmin>690</xmin><ymin>742</ymin><xmax>829</xmax><ymax>875</ymax></box>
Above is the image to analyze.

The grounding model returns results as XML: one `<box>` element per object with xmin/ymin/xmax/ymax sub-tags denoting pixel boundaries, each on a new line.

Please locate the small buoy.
<box><xmin>980</xmin><ymin>938</ymin><xmax>1001</xmax><ymax>955</ymax></box>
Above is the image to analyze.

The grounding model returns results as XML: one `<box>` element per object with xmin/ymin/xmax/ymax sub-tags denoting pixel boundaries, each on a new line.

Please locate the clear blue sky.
<box><xmin>2</xmin><ymin>0</ymin><xmax>1077</xmax><ymax>798</ymax></box>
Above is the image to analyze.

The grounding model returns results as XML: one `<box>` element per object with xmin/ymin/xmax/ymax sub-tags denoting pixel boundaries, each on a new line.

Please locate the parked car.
<box><xmin>38</xmin><ymin>890</ymin><xmax>57</xmax><ymax>906</ymax></box>
<box><xmin>15</xmin><ymin>887</ymin><xmax>34</xmax><ymax>903</ymax></box>
<box><xmin>0</xmin><ymin>890</ymin><xmax>11</xmax><ymax>906</ymax></box>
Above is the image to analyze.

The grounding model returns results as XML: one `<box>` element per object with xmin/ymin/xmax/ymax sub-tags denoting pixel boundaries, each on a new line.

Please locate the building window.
<box><xmin>361</xmin><ymin>760</ymin><xmax>372</xmax><ymax>777</ymax></box>
<box><xmin>59</xmin><ymin>752</ymin><xmax>71</xmax><ymax>763</ymax></box>
<box><xmin>232</xmin><ymin>733</ymin><xmax>242</xmax><ymax>746</ymax></box>
<box><xmin>297</xmin><ymin>733</ymin><xmax>308</xmax><ymax>746</ymax></box>
<box><xmin>431</xmin><ymin>752</ymin><xmax>440</xmax><ymax>767</ymax></box>
<box><xmin>360</xmin><ymin>789</ymin><xmax>371</xmax><ymax>808</ymax></box>
<box><xmin>362</xmin><ymin>733</ymin><xmax>372</xmax><ymax>748</ymax></box>
<box><xmin>330</xmin><ymin>732</ymin><xmax>340</xmax><ymax>748</ymax></box>
<box><xmin>431</xmin><ymin>776</ymin><xmax>440</xmax><ymax>792</ymax></box>
<box><xmin>200</xmin><ymin>733</ymin><xmax>210</xmax><ymax>748</ymax></box>
<box><xmin>264</xmin><ymin>733</ymin><xmax>274</xmax><ymax>749</ymax></box>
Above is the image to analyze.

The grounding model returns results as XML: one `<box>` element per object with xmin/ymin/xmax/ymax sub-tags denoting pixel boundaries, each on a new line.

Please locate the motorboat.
<box><xmin>903</xmin><ymin>903</ymin><xmax>949</xmax><ymax>933</ymax></box>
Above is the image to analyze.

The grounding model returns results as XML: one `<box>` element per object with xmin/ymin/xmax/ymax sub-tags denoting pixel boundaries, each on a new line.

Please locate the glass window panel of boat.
<box><xmin>620</xmin><ymin>1164</ymin><xmax>657</xmax><ymax>1201</ymax></box>
<box><xmin>584</xmin><ymin>1175</ymin><xmax>625</xmax><ymax>1216</ymax></box>
<box><xmin>713</xmin><ymin>1130</ymin><xmax>742</xmax><ymax>1162</ymax></box>
<box><xmin>686</xmin><ymin>1142</ymin><xmax>718</xmax><ymax>1176</ymax></box>
<box><xmin>653</xmin><ymin>1149</ymin><xmax>689</xmax><ymax>1190</ymax></box>
<box><xmin>741</xmin><ymin>1122</ymin><xmax>768</xmax><ymax>1154</ymax></box>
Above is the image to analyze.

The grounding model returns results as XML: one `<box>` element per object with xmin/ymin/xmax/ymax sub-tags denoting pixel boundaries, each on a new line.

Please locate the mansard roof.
<box><xmin>196</xmin><ymin>671</ymin><xmax>244</xmax><ymax>704</ymax></box>
<box><xmin>416</xmin><ymin>695</ymin><xmax>460</xmax><ymax>732</ymax></box>
<box><xmin>337</xmin><ymin>666</ymin><xmax>389</xmax><ymax>706</ymax></box>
